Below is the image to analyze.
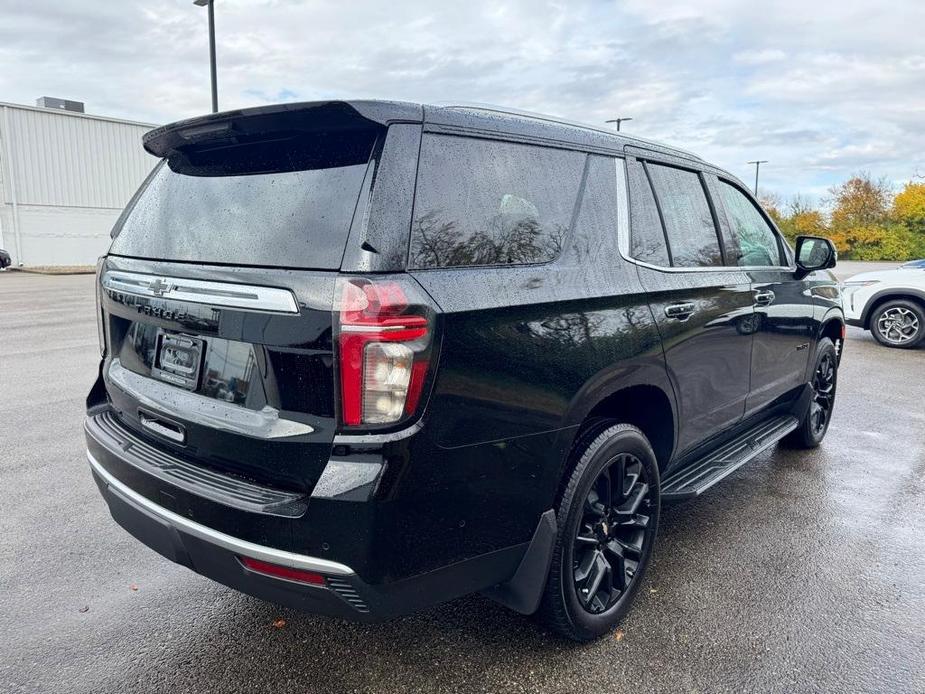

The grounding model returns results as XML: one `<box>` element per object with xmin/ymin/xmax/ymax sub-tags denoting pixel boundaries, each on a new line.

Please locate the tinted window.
<box><xmin>646</xmin><ymin>163</ymin><xmax>722</xmax><ymax>267</ymax></box>
<box><xmin>410</xmin><ymin>135</ymin><xmax>585</xmax><ymax>268</ymax></box>
<box><xmin>627</xmin><ymin>161</ymin><xmax>670</xmax><ymax>266</ymax></box>
<box><xmin>110</xmin><ymin>133</ymin><xmax>374</xmax><ymax>269</ymax></box>
<box><xmin>717</xmin><ymin>181</ymin><xmax>783</xmax><ymax>266</ymax></box>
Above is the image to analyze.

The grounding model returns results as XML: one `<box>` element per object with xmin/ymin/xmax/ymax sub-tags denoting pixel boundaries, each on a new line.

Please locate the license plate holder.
<box><xmin>152</xmin><ymin>331</ymin><xmax>204</xmax><ymax>391</ymax></box>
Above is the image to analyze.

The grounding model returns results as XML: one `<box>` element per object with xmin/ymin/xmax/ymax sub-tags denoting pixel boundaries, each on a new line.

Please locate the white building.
<box><xmin>0</xmin><ymin>99</ymin><xmax>157</xmax><ymax>267</ymax></box>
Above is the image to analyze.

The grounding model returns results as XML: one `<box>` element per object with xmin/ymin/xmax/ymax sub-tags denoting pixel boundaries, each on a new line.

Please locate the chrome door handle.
<box><xmin>754</xmin><ymin>290</ymin><xmax>776</xmax><ymax>306</ymax></box>
<box><xmin>139</xmin><ymin>411</ymin><xmax>186</xmax><ymax>444</ymax></box>
<box><xmin>665</xmin><ymin>302</ymin><xmax>696</xmax><ymax>321</ymax></box>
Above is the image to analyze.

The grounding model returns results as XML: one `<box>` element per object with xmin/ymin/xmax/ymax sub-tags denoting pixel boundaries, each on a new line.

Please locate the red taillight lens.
<box><xmin>238</xmin><ymin>557</ymin><xmax>326</xmax><ymax>586</ymax></box>
<box><xmin>335</xmin><ymin>277</ymin><xmax>433</xmax><ymax>427</ymax></box>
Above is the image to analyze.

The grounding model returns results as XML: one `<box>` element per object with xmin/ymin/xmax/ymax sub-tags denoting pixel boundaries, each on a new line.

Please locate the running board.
<box><xmin>661</xmin><ymin>415</ymin><xmax>799</xmax><ymax>501</ymax></box>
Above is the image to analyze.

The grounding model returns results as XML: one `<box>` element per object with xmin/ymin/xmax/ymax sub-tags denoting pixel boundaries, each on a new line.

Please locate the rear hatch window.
<box><xmin>110</xmin><ymin>131</ymin><xmax>375</xmax><ymax>269</ymax></box>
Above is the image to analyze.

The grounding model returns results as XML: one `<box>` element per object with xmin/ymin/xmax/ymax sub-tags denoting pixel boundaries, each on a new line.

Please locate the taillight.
<box><xmin>335</xmin><ymin>276</ymin><xmax>435</xmax><ymax>427</ymax></box>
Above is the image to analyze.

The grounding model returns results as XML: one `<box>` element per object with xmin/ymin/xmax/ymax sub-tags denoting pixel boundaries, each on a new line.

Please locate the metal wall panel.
<box><xmin>3</xmin><ymin>104</ymin><xmax>156</xmax><ymax>208</ymax></box>
<box><xmin>0</xmin><ymin>103</ymin><xmax>158</xmax><ymax>265</ymax></box>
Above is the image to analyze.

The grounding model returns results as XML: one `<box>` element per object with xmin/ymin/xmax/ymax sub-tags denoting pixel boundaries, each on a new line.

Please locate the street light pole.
<box><xmin>194</xmin><ymin>0</ymin><xmax>218</xmax><ymax>113</ymax></box>
<box><xmin>747</xmin><ymin>160</ymin><xmax>768</xmax><ymax>196</ymax></box>
<box><xmin>605</xmin><ymin>117</ymin><xmax>633</xmax><ymax>132</ymax></box>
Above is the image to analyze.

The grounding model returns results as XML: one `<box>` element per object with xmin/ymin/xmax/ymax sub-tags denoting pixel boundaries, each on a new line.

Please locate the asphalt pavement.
<box><xmin>1</xmin><ymin>270</ymin><xmax>923</xmax><ymax>694</ymax></box>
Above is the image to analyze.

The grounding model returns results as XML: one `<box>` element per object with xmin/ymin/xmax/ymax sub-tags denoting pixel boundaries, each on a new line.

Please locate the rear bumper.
<box><xmin>85</xmin><ymin>413</ymin><xmax>537</xmax><ymax>620</ymax></box>
<box><xmin>89</xmin><ymin>450</ymin><xmax>533</xmax><ymax>620</ymax></box>
<box><xmin>88</xmin><ymin>450</ymin><xmax>377</xmax><ymax>619</ymax></box>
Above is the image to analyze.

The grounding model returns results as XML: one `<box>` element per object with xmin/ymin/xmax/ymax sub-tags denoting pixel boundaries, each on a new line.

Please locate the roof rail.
<box><xmin>435</xmin><ymin>102</ymin><xmax>703</xmax><ymax>161</ymax></box>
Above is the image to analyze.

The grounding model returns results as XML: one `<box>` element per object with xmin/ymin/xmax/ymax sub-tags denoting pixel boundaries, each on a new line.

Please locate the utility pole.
<box><xmin>193</xmin><ymin>0</ymin><xmax>219</xmax><ymax>113</ymax></box>
<box><xmin>605</xmin><ymin>117</ymin><xmax>633</xmax><ymax>132</ymax></box>
<box><xmin>747</xmin><ymin>160</ymin><xmax>768</xmax><ymax>196</ymax></box>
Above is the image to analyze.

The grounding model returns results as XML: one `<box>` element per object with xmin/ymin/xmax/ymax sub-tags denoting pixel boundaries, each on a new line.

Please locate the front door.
<box><xmin>711</xmin><ymin>178</ymin><xmax>814</xmax><ymax>416</ymax></box>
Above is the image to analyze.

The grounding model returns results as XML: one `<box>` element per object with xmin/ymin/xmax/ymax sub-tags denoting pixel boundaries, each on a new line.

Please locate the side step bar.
<box><xmin>661</xmin><ymin>415</ymin><xmax>799</xmax><ymax>501</ymax></box>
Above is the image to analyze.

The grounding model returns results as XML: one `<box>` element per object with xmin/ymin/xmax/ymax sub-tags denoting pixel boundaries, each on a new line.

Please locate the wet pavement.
<box><xmin>1</xmin><ymin>271</ymin><xmax>923</xmax><ymax>693</ymax></box>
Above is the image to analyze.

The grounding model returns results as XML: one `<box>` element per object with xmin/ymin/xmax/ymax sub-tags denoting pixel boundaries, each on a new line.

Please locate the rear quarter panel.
<box><xmin>401</xmin><ymin>172</ymin><xmax>671</xmax><ymax>570</ymax></box>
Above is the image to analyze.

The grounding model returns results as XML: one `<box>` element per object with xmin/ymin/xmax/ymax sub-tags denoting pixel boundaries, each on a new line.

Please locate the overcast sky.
<box><xmin>1</xmin><ymin>0</ymin><xmax>923</xmax><ymax>203</ymax></box>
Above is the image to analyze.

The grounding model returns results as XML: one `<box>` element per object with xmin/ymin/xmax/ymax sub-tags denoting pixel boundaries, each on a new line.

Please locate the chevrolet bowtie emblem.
<box><xmin>148</xmin><ymin>278</ymin><xmax>173</xmax><ymax>297</ymax></box>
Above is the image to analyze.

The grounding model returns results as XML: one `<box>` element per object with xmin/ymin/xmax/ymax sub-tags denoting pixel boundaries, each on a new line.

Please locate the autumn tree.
<box><xmin>890</xmin><ymin>182</ymin><xmax>925</xmax><ymax>259</ymax></box>
<box><xmin>752</xmin><ymin>173</ymin><xmax>924</xmax><ymax>261</ymax></box>
<box><xmin>788</xmin><ymin>195</ymin><xmax>827</xmax><ymax>244</ymax></box>
<box><xmin>826</xmin><ymin>173</ymin><xmax>896</xmax><ymax>258</ymax></box>
<box><xmin>893</xmin><ymin>182</ymin><xmax>925</xmax><ymax>233</ymax></box>
<box><xmin>758</xmin><ymin>192</ymin><xmax>783</xmax><ymax>225</ymax></box>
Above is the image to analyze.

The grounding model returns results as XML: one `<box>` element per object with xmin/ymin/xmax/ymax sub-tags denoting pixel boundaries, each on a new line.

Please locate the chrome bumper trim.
<box><xmin>108</xmin><ymin>359</ymin><xmax>314</xmax><ymax>440</ymax></box>
<box><xmin>87</xmin><ymin>450</ymin><xmax>354</xmax><ymax>577</ymax></box>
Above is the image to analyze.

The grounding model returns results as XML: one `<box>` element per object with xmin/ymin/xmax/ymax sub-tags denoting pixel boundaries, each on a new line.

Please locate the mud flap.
<box><xmin>481</xmin><ymin>509</ymin><xmax>556</xmax><ymax>615</ymax></box>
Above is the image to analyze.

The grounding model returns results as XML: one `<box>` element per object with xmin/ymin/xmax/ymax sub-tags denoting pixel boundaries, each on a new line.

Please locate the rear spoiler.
<box><xmin>142</xmin><ymin>100</ymin><xmax>423</xmax><ymax>158</ymax></box>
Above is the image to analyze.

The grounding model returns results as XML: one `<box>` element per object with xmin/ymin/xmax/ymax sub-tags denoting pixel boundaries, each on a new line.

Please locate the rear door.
<box><xmin>624</xmin><ymin>153</ymin><xmax>754</xmax><ymax>455</ymax></box>
<box><xmin>711</xmin><ymin>177</ymin><xmax>814</xmax><ymax>416</ymax></box>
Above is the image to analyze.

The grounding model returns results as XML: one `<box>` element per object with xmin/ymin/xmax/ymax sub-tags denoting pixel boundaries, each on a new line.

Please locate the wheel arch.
<box><xmin>818</xmin><ymin>311</ymin><xmax>846</xmax><ymax>362</ymax></box>
<box><xmin>561</xmin><ymin>381</ymin><xmax>676</xmax><ymax>476</ymax></box>
<box><xmin>861</xmin><ymin>288</ymin><xmax>925</xmax><ymax>329</ymax></box>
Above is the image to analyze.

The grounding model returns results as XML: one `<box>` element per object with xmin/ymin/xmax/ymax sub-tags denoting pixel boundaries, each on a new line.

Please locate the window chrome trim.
<box><xmin>615</xmin><ymin>158</ymin><xmax>797</xmax><ymax>274</ymax></box>
<box><xmin>101</xmin><ymin>270</ymin><xmax>299</xmax><ymax>314</ymax></box>
<box><xmin>87</xmin><ymin>450</ymin><xmax>355</xmax><ymax>576</ymax></box>
<box><xmin>614</xmin><ymin>158</ymin><xmax>631</xmax><ymax>258</ymax></box>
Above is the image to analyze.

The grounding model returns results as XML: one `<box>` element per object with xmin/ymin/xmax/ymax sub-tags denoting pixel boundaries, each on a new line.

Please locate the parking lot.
<box><xmin>1</xmin><ymin>269</ymin><xmax>923</xmax><ymax>693</ymax></box>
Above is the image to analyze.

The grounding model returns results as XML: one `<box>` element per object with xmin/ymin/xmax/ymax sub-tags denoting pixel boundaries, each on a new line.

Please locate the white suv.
<box><xmin>843</xmin><ymin>264</ymin><xmax>925</xmax><ymax>348</ymax></box>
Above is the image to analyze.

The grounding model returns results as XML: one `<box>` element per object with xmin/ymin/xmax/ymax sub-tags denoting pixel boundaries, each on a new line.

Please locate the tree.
<box><xmin>827</xmin><ymin>173</ymin><xmax>894</xmax><ymax>257</ymax></box>
<box><xmin>893</xmin><ymin>182</ymin><xmax>925</xmax><ymax>232</ymax></box>
<box><xmin>770</xmin><ymin>194</ymin><xmax>826</xmax><ymax>245</ymax></box>
<box><xmin>790</xmin><ymin>208</ymin><xmax>827</xmax><ymax>241</ymax></box>
<box><xmin>758</xmin><ymin>192</ymin><xmax>783</xmax><ymax>225</ymax></box>
<box><xmin>892</xmin><ymin>182</ymin><xmax>925</xmax><ymax>258</ymax></box>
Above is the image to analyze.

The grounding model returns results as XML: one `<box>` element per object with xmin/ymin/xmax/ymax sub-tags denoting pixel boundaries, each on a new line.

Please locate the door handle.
<box><xmin>139</xmin><ymin>410</ymin><xmax>186</xmax><ymax>444</ymax></box>
<box><xmin>754</xmin><ymin>290</ymin><xmax>776</xmax><ymax>306</ymax></box>
<box><xmin>665</xmin><ymin>302</ymin><xmax>696</xmax><ymax>321</ymax></box>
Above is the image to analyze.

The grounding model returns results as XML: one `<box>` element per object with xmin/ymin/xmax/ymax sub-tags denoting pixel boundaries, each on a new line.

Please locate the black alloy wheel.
<box><xmin>573</xmin><ymin>453</ymin><xmax>653</xmax><ymax>614</ymax></box>
<box><xmin>809</xmin><ymin>350</ymin><xmax>836</xmax><ymax>437</ymax></box>
<box><xmin>538</xmin><ymin>423</ymin><xmax>660</xmax><ymax>642</ymax></box>
<box><xmin>784</xmin><ymin>337</ymin><xmax>838</xmax><ymax>449</ymax></box>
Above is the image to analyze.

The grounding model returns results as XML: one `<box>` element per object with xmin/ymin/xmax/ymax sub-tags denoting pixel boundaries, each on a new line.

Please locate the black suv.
<box><xmin>86</xmin><ymin>101</ymin><xmax>843</xmax><ymax>641</ymax></box>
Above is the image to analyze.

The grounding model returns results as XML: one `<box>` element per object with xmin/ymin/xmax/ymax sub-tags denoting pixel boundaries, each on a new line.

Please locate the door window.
<box><xmin>646</xmin><ymin>163</ymin><xmax>723</xmax><ymax>267</ymax></box>
<box><xmin>628</xmin><ymin>162</ymin><xmax>670</xmax><ymax>266</ymax></box>
<box><xmin>716</xmin><ymin>181</ymin><xmax>783</xmax><ymax>267</ymax></box>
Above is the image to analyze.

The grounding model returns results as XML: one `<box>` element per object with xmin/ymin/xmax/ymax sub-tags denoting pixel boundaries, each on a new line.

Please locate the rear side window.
<box><xmin>409</xmin><ymin>135</ymin><xmax>585</xmax><ymax>269</ymax></box>
<box><xmin>110</xmin><ymin>131</ymin><xmax>376</xmax><ymax>269</ymax></box>
<box><xmin>716</xmin><ymin>180</ymin><xmax>783</xmax><ymax>266</ymax></box>
<box><xmin>628</xmin><ymin>162</ymin><xmax>670</xmax><ymax>266</ymax></box>
<box><xmin>646</xmin><ymin>163</ymin><xmax>723</xmax><ymax>267</ymax></box>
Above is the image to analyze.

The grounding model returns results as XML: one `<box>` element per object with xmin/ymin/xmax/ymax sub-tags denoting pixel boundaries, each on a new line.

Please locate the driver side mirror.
<box><xmin>795</xmin><ymin>236</ymin><xmax>837</xmax><ymax>277</ymax></box>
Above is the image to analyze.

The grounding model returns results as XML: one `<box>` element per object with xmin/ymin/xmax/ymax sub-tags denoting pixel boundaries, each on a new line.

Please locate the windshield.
<box><xmin>110</xmin><ymin>133</ymin><xmax>374</xmax><ymax>270</ymax></box>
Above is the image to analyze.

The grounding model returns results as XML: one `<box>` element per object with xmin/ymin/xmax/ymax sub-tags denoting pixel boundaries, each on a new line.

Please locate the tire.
<box><xmin>870</xmin><ymin>299</ymin><xmax>925</xmax><ymax>349</ymax></box>
<box><xmin>784</xmin><ymin>337</ymin><xmax>838</xmax><ymax>449</ymax></box>
<box><xmin>537</xmin><ymin>422</ymin><xmax>660</xmax><ymax>642</ymax></box>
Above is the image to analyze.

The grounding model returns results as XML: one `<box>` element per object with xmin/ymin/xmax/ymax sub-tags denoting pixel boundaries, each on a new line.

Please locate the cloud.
<box><xmin>1</xmin><ymin>0</ymin><xmax>923</xmax><ymax>201</ymax></box>
<box><xmin>734</xmin><ymin>49</ymin><xmax>787</xmax><ymax>65</ymax></box>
